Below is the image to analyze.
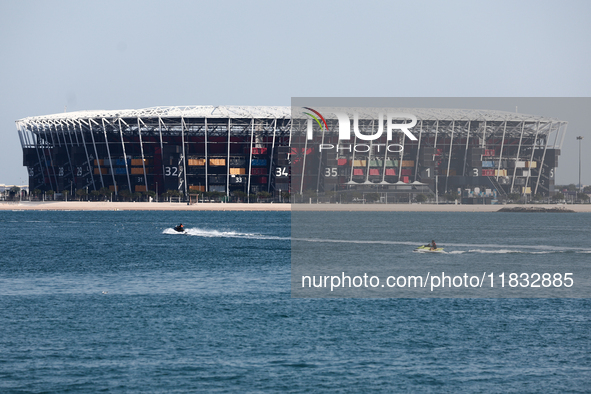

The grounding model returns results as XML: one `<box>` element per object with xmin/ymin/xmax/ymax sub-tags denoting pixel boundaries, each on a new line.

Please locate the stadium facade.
<box><xmin>16</xmin><ymin>105</ymin><xmax>567</xmax><ymax>202</ymax></box>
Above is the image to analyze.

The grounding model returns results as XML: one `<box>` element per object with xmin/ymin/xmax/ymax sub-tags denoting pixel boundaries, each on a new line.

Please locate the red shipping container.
<box><xmin>369</xmin><ymin>169</ymin><xmax>380</xmax><ymax>176</ymax></box>
<box><xmin>401</xmin><ymin>169</ymin><xmax>412</xmax><ymax>176</ymax></box>
<box><xmin>402</xmin><ymin>176</ymin><xmax>409</xmax><ymax>183</ymax></box>
<box><xmin>353</xmin><ymin>169</ymin><xmax>364</xmax><ymax>176</ymax></box>
<box><xmin>337</xmin><ymin>159</ymin><xmax>348</xmax><ymax>166</ymax></box>
<box><xmin>253</xmin><ymin>176</ymin><xmax>268</xmax><ymax>184</ymax></box>
<box><xmin>385</xmin><ymin>169</ymin><xmax>396</xmax><ymax>176</ymax></box>
<box><xmin>252</xmin><ymin>147</ymin><xmax>268</xmax><ymax>155</ymax></box>
<box><xmin>251</xmin><ymin>168</ymin><xmax>268</xmax><ymax>175</ymax></box>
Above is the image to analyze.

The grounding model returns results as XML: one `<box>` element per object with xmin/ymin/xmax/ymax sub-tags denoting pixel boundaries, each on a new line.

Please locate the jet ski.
<box><xmin>414</xmin><ymin>245</ymin><xmax>444</xmax><ymax>253</ymax></box>
<box><xmin>174</xmin><ymin>225</ymin><xmax>185</xmax><ymax>233</ymax></box>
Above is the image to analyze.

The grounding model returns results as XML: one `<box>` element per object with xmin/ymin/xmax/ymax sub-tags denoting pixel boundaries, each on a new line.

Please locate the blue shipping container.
<box><xmin>251</xmin><ymin>159</ymin><xmax>267</xmax><ymax>166</ymax></box>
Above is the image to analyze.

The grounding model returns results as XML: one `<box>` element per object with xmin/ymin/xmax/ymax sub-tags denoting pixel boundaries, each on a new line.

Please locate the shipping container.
<box><xmin>525</xmin><ymin>161</ymin><xmax>537</xmax><ymax>168</ymax></box>
<box><xmin>188</xmin><ymin>159</ymin><xmax>206</xmax><ymax>166</ymax></box>
<box><xmin>131</xmin><ymin>167</ymin><xmax>144</xmax><ymax>175</ymax></box>
<box><xmin>114</xmin><ymin>168</ymin><xmax>127</xmax><ymax>175</ymax></box>
<box><xmin>229</xmin><ymin>168</ymin><xmax>246</xmax><ymax>175</ymax></box>
<box><xmin>94</xmin><ymin>168</ymin><xmax>108</xmax><ymax>175</ymax></box>
<box><xmin>252</xmin><ymin>176</ymin><xmax>268</xmax><ymax>184</ymax></box>
<box><xmin>251</xmin><ymin>159</ymin><xmax>267</xmax><ymax>166</ymax></box>
<box><xmin>189</xmin><ymin>185</ymin><xmax>206</xmax><ymax>192</ymax></box>
<box><xmin>251</xmin><ymin>168</ymin><xmax>268</xmax><ymax>175</ymax></box>
<box><xmin>209</xmin><ymin>158</ymin><xmax>226</xmax><ymax>166</ymax></box>
<box><xmin>229</xmin><ymin>158</ymin><xmax>246</xmax><ymax>166</ymax></box>
<box><xmin>229</xmin><ymin>176</ymin><xmax>245</xmax><ymax>184</ymax></box>
<box><xmin>484</xmin><ymin>149</ymin><xmax>495</xmax><ymax>157</ymax></box>
<box><xmin>482</xmin><ymin>161</ymin><xmax>495</xmax><ymax>168</ymax></box>
<box><xmin>135</xmin><ymin>185</ymin><xmax>147</xmax><ymax>192</ymax></box>
<box><xmin>353</xmin><ymin>160</ymin><xmax>366</xmax><ymax>167</ymax></box>
<box><xmin>369</xmin><ymin>169</ymin><xmax>380</xmax><ymax>176</ymax></box>
<box><xmin>109</xmin><ymin>185</ymin><xmax>118</xmax><ymax>192</ymax></box>
<box><xmin>369</xmin><ymin>159</ymin><xmax>382</xmax><ymax>167</ymax></box>
<box><xmin>401</xmin><ymin>169</ymin><xmax>413</xmax><ymax>176</ymax></box>
<box><xmin>401</xmin><ymin>176</ymin><xmax>410</xmax><ymax>183</ymax></box>
<box><xmin>385</xmin><ymin>160</ymin><xmax>398</xmax><ymax>168</ymax></box>
<box><xmin>385</xmin><ymin>169</ymin><xmax>396</xmax><ymax>176</ymax></box>
<box><xmin>208</xmin><ymin>175</ymin><xmax>225</xmax><ymax>184</ymax></box>
<box><xmin>251</xmin><ymin>147</ymin><xmax>268</xmax><ymax>155</ymax></box>
<box><xmin>94</xmin><ymin>159</ymin><xmax>104</xmax><ymax>166</ymax></box>
<box><xmin>522</xmin><ymin>186</ymin><xmax>531</xmax><ymax>194</ymax></box>
<box><xmin>131</xmin><ymin>159</ymin><xmax>146</xmax><ymax>166</ymax></box>
<box><xmin>337</xmin><ymin>158</ymin><xmax>348</xmax><ymax>166</ymax></box>
<box><xmin>401</xmin><ymin>160</ymin><xmax>414</xmax><ymax>167</ymax></box>
<box><xmin>353</xmin><ymin>169</ymin><xmax>364</xmax><ymax>176</ymax></box>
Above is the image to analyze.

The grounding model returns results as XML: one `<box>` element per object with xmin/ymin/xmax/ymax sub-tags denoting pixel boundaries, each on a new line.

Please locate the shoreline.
<box><xmin>1</xmin><ymin>201</ymin><xmax>590</xmax><ymax>212</ymax></box>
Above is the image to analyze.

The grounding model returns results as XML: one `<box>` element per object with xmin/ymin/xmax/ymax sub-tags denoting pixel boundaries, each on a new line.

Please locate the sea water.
<box><xmin>0</xmin><ymin>210</ymin><xmax>589</xmax><ymax>392</ymax></box>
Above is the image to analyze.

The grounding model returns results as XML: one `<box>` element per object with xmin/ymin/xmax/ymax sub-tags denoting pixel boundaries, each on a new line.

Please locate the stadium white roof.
<box><xmin>17</xmin><ymin>105</ymin><xmax>562</xmax><ymax>124</ymax></box>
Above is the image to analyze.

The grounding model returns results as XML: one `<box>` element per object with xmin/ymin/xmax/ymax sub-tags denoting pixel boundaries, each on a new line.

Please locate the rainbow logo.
<box><xmin>303</xmin><ymin>107</ymin><xmax>329</xmax><ymax>132</ymax></box>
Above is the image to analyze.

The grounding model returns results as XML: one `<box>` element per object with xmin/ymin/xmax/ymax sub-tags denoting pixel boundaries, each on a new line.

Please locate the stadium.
<box><xmin>16</xmin><ymin>105</ymin><xmax>567</xmax><ymax>203</ymax></box>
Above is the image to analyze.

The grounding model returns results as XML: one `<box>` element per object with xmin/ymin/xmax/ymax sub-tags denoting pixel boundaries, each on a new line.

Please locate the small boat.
<box><xmin>414</xmin><ymin>245</ymin><xmax>444</xmax><ymax>253</ymax></box>
<box><xmin>174</xmin><ymin>225</ymin><xmax>185</xmax><ymax>233</ymax></box>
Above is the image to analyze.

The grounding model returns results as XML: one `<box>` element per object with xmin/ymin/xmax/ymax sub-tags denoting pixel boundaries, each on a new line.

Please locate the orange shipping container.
<box><xmin>189</xmin><ymin>185</ymin><xmax>206</xmax><ymax>192</ymax></box>
<box><xmin>209</xmin><ymin>158</ymin><xmax>226</xmax><ymax>166</ymax></box>
<box><xmin>230</xmin><ymin>168</ymin><xmax>246</xmax><ymax>175</ymax></box>
<box><xmin>188</xmin><ymin>159</ymin><xmax>206</xmax><ymax>166</ymax></box>
<box><xmin>131</xmin><ymin>167</ymin><xmax>144</xmax><ymax>174</ymax></box>
<box><xmin>94</xmin><ymin>168</ymin><xmax>108</xmax><ymax>175</ymax></box>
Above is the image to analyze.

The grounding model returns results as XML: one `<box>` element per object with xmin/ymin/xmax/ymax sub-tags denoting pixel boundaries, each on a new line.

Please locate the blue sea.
<box><xmin>0</xmin><ymin>210</ymin><xmax>590</xmax><ymax>392</ymax></box>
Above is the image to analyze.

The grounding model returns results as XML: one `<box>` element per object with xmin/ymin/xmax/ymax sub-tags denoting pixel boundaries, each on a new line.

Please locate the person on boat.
<box><xmin>429</xmin><ymin>240</ymin><xmax>437</xmax><ymax>251</ymax></box>
<box><xmin>175</xmin><ymin>223</ymin><xmax>184</xmax><ymax>232</ymax></box>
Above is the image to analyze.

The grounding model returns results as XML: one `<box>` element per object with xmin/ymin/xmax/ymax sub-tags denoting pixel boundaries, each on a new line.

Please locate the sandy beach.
<box><xmin>1</xmin><ymin>201</ymin><xmax>590</xmax><ymax>212</ymax></box>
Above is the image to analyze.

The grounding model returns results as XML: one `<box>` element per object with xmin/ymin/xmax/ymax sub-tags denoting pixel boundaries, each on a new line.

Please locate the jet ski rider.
<box><xmin>429</xmin><ymin>240</ymin><xmax>437</xmax><ymax>251</ymax></box>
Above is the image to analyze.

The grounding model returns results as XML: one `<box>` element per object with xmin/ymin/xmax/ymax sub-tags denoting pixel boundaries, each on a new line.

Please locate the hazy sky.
<box><xmin>1</xmin><ymin>0</ymin><xmax>589</xmax><ymax>185</ymax></box>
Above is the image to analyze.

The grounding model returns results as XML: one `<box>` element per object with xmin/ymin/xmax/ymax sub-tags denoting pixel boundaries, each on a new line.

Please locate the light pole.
<box><xmin>577</xmin><ymin>136</ymin><xmax>583</xmax><ymax>193</ymax></box>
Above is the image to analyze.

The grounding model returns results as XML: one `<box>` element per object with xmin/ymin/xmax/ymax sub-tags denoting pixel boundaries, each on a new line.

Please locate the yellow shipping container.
<box><xmin>353</xmin><ymin>160</ymin><xmax>366</xmax><ymax>167</ymax></box>
<box><xmin>94</xmin><ymin>168</ymin><xmax>108</xmax><ymax>175</ymax></box>
<box><xmin>522</xmin><ymin>187</ymin><xmax>531</xmax><ymax>194</ymax></box>
<box><xmin>188</xmin><ymin>159</ymin><xmax>206</xmax><ymax>166</ymax></box>
<box><xmin>525</xmin><ymin>161</ymin><xmax>537</xmax><ymax>168</ymax></box>
<box><xmin>131</xmin><ymin>167</ymin><xmax>144</xmax><ymax>175</ymax></box>
<box><xmin>230</xmin><ymin>168</ymin><xmax>246</xmax><ymax>175</ymax></box>
<box><xmin>189</xmin><ymin>185</ymin><xmax>206</xmax><ymax>192</ymax></box>
<box><xmin>209</xmin><ymin>158</ymin><xmax>226</xmax><ymax>166</ymax></box>
<box><xmin>135</xmin><ymin>185</ymin><xmax>147</xmax><ymax>192</ymax></box>
<box><xmin>494</xmin><ymin>169</ymin><xmax>508</xmax><ymax>176</ymax></box>
<box><xmin>401</xmin><ymin>160</ymin><xmax>415</xmax><ymax>167</ymax></box>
